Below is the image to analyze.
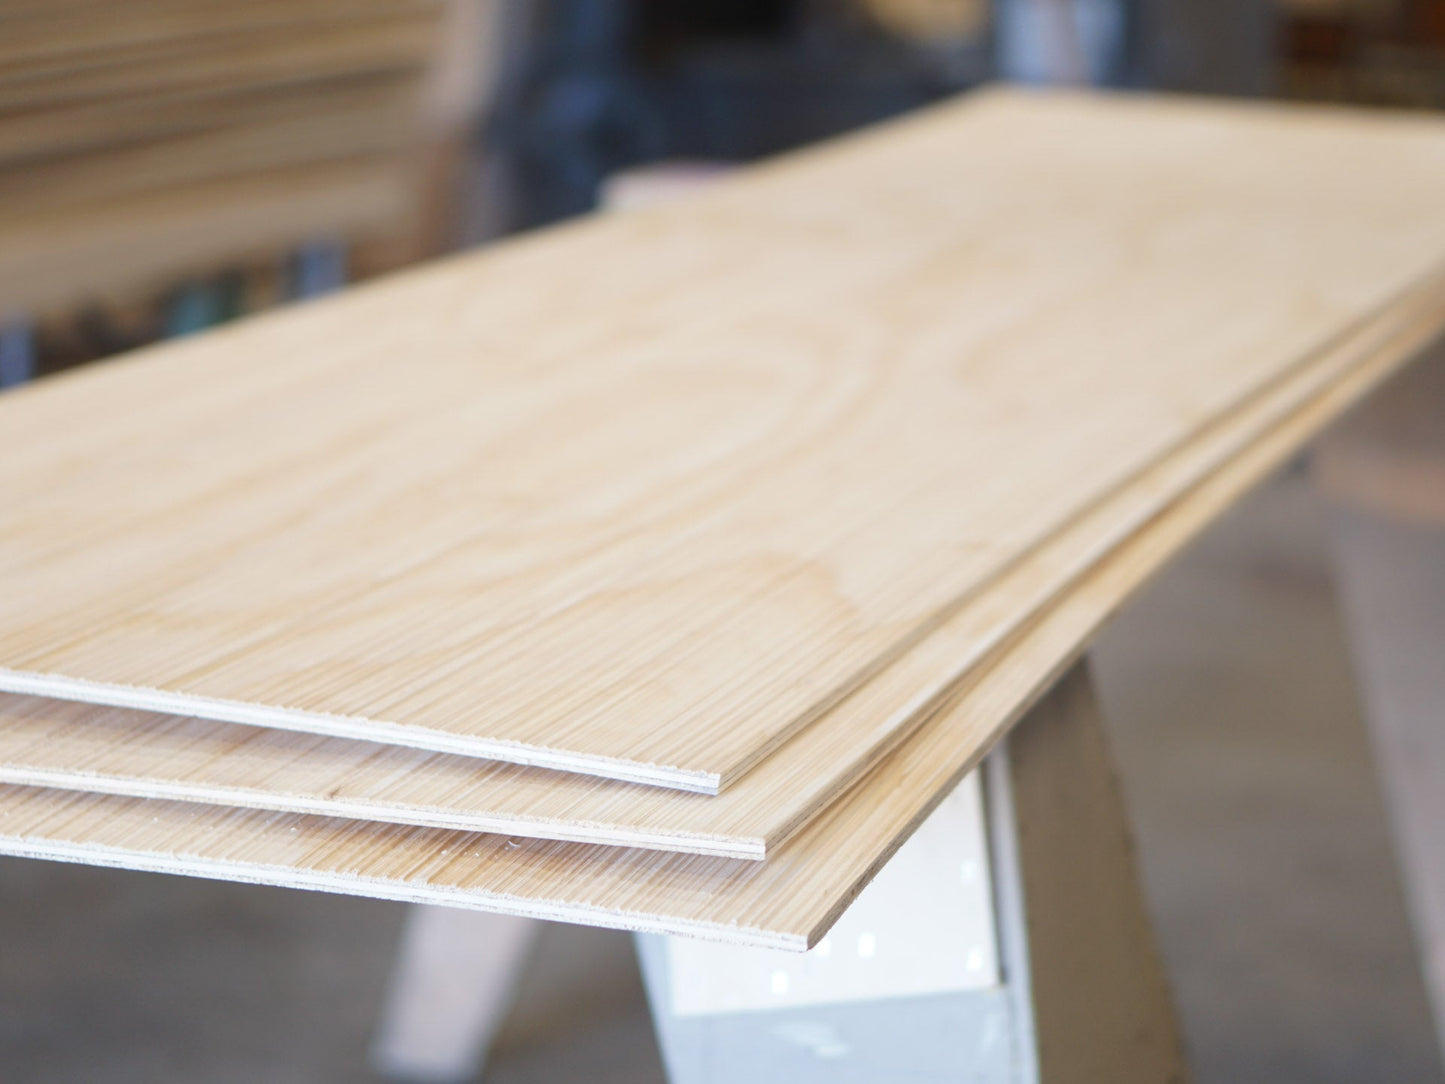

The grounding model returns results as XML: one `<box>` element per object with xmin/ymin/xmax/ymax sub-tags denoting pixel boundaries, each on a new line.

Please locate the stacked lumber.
<box><xmin>1</xmin><ymin>88</ymin><xmax>1444</xmax><ymax>949</ymax></box>
<box><xmin>0</xmin><ymin>0</ymin><xmax>451</xmax><ymax>315</ymax></box>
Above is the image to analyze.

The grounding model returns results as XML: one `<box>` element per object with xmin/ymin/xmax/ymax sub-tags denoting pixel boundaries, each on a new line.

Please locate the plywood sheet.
<box><xmin>0</xmin><ymin>71</ymin><xmax>423</xmax><ymax>168</ymax></box>
<box><xmin>0</xmin><ymin>99</ymin><xmax>417</xmax><ymax>217</ymax></box>
<box><xmin>0</xmin><ymin>1</ymin><xmax>438</xmax><ymax>70</ymax></box>
<box><xmin>0</xmin><ymin>316</ymin><xmax>1417</xmax><ymax>949</ymax></box>
<box><xmin>5</xmin><ymin>91</ymin><xmax>1445</xmax><ymax>790</ymax></box>
<box><xmin>0</xmin><ymin>10</ymin><xmax>439</xmax><ymax>111</ymax></box>
<box><xmin>0</xmin><ymin>158</ymin><xmax>412</xmax><ymax>318</ymax></box>
<box><xmin>0</xmin><ymin>0</ymin><xmax>447</xmax><ymax>315</ymax></box>
<box><xmin>0</xmin><ymin>265</ymin><xmax>1440</xmax><ymax>856</ymax></box>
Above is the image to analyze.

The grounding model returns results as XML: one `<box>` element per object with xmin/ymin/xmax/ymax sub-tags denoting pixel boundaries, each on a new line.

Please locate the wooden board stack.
<box><xmin>1</xmin><ymin>88</ymin><xmax>1444</xmax><ymax>949</ymax></box>
<box><xmin>0</xmin><ymin>0</ymin><xmax>451</xmax><ymax>315</ymax></box>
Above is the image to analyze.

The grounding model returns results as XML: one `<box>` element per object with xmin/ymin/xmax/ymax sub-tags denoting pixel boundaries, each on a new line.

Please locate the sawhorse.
<box><xmin>369</xmin><ymin>349</ymin><xmax>1445</xmax><ymax>1084</ymax></box>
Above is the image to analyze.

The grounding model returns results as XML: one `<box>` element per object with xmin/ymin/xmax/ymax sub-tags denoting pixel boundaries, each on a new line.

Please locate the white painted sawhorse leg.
<box><xmin>369</xmin><ymin>660</ymin><xmax>1187</xmax><ymax>1083</ymax></box>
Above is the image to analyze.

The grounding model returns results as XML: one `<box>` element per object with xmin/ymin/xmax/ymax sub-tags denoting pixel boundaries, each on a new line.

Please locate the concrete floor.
<box><xmin>0</xmin><ymin>468</ymin><xmax>1439</xmax><ymax>1082</ymax></box>
<box><xmin>1093</xmin><ymin>467</ymin><xmax>1442</xmax><ymax>1083</ymax></box>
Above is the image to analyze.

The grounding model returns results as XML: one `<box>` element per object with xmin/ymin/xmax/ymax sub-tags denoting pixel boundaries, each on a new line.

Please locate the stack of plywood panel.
<box><xmin>0</xmin><ymin>0</ymin><xmax>452</xmax><ymax>316</ymax></box>
<box><xmin>0</xmin><ymin>88</ymin><xmax>1444</xmax><ymax>950</ymax></box>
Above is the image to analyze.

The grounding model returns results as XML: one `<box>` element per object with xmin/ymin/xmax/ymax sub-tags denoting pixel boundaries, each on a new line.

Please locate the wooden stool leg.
<box><xmin>370</xmin><ymin>906</ymin><xmax>539</xmax><ymax>1082</ymax></box>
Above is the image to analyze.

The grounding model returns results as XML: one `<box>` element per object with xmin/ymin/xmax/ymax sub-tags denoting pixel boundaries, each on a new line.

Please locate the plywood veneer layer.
<box><xmin>0</xmin><ymin>321</ymin><xmax>1426</xmax><ymax>950</ymax></box>
<box><xmin>1</xmin><ymin>266</ymin><xmax>1440</xmax><ymax>856</ymax></box>
<box><xmin>4</xmin><ymin>91</ymin><xmax>1445</xmax><ymax>789</ymax></box>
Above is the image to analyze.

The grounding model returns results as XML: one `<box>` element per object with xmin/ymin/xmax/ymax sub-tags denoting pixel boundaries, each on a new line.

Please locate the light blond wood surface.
<box><xmin>5</xmin><ymin>90</ymin><xmax>1445</xmax><ymax>790</ymax></box>
<box><xmin>0</xmin><ymin>320</ymin><xmax>1424</xmax><ymax>949</ymax></box>
<box><xmin>1</xmin><ymin>263</ymin><xmax>1439</xmax><ymax>857</ymax></box>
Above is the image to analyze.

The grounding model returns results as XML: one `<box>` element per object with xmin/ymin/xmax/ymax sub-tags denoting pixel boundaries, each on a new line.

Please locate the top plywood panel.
<box><xmin>2</xmin><ymin>261</ymin><xmax>1440</xmax><ymax>856</ymax></box>
<box><xmin>4</xmin><ymin>90</ymin><xmax>1445</xmax><ymax>790</ymax></box>
<box><xmin>0</xmin><ymin>317</ymin><xmax>1420</xmax><ymax>951</ymax></box>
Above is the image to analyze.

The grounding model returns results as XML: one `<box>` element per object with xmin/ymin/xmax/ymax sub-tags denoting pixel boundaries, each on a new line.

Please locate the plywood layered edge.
<box><xmin>2</xmin><ymin>260</ymin><xmax>1443</xmax><ymax>856</ymax></box>
<box><xmin>0</xmin><ymin>309</ymin><xmax>1432</xmax><ymax>950</ymax></box>
<box><xmin>7</xmin><ymin>92</ymin><xmax>1445</xmax><ymax>789</ymax></box>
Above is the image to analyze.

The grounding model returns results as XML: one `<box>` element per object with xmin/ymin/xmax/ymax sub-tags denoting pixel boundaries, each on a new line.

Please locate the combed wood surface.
<box><xmin>1</xmin><ymin>261</ymin><xmax>1440</xmax><ymax>855</ymax></box>
<box><xmin>0</xmin><ymin>318</ymin><xmax>1418</xmax><ymax>948</ymax></box>
<box><xmin>4</xmin><ymin>90</ymin><xmax>1445</xmax><ymax>790</ymax></box>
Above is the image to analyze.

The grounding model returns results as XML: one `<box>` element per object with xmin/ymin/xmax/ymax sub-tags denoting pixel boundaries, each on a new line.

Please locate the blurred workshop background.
<box><xmin>5</xmin><ymin>0</ymin><xmax>1445</xmax><ymax>387</ymax></box>
<box><xmin>2</xmin><ymin>2</ymin><xmax>1445</xmax><ymax>1082</ymax></box>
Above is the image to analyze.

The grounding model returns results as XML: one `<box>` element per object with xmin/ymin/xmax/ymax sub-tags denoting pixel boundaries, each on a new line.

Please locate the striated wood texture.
<box><xmin>0</xmin><ymin>265</ymin><xmax>1440</xmax><ymax>856</ymax></box>
<box><xmin>0</xmin><ymin>317</ymin><xmax>1428</xmax><ymax>949</ymax></box>
<box><xmin>5</xmin><ymin>90</ymin><xmax>1445</xmax><ymax>790</ymax></box>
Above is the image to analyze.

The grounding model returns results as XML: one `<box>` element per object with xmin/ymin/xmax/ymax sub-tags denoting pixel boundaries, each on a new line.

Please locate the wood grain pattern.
<box><xmin>0</xmin><ymin>316</ymin><xmax>1417</xmax><ymax>949</ymax></box>
<box><xmin>5</xmin><ymin>91</ymin><xmax>1445</xmax><ymax>789</ymax></box>
<box><xmin>1</xmin><ymin>263</ymin><xmax>1440</xmax><ymax>856</ymax></box>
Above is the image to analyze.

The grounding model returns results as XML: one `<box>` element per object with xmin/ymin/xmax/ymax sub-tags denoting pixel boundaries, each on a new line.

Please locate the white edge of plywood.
<box><xmin>0</xmin><ymin>836</ymin><xmax>803</xmax><ymax>950</ymax></box>
<box><xmin>0</xmin><ymin>307</ymin><xmax>1438</xmax><ymax>954</ymax></box>
<box><xmin>0</xmin><ymin>671</ymin><xmax>723</xmax><ymax>794</ymax></box>
<box><xmin>0</xmin><ymin>763</ymin><xmax>761</xmax><ymax>858</ymax></box>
